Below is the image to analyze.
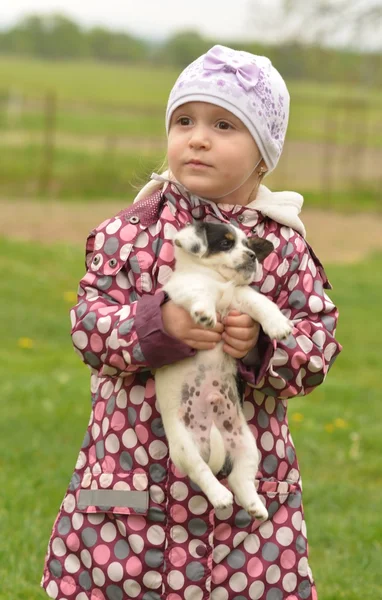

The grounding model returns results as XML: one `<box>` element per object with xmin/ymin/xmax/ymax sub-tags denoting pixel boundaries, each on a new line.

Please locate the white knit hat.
<box><xmin>166</xmin><ymin>44</ymin><xmax>290</xmax><ymax>173</ymax></box>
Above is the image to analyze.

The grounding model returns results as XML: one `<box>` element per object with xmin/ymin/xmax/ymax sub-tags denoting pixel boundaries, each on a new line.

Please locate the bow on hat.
<box><xmin>203</xmin><ymin>45</ymin><xmax>262</xmax><ymax>91</ymax></box>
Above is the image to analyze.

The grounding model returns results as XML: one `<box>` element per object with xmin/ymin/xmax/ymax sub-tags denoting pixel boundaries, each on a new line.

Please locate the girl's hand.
<box><xmin>161</xmin><ymin>300</ymin><xmax>224</xmax><ymax>350</ymax></box>
<box><xmin>222</xmin><ymin>310</ymin><xmax>260</xmax><ymax>359</ymax></box>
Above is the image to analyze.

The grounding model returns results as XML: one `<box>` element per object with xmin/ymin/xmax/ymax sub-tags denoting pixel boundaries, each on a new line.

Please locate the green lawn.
<box><xmin>0</xmin><ymin>57</ymin><xmax>381</xmax><ymax>147</ymax></box>
<box><xmin>0</xmin><ymin>58</ymin><xmax>178</xmax><ymax>108</ymax></box>
<box><xmin>0</xmin><ymin>57</ymin><xmax>380</xmax><ymax>204</ymax></box>
<box><xmin>0</xmin><ymin>142</ymin><xmax>379</xmax><ymax>211</ymax></box>
<box><xmin>0</xmin><ymin>144</ymin><xmax>164</xmax><ymax>199</ymax></box>
<box><xmin>0</xmin><ymin>235</ymin><xmax>380</xmax><ymax>599</ymax></box>
<box><xmin>1</xmin><ymin>57</ymin><xmax>381</xmax><ymax>109</ymax></box>
<box><xmin>0</xmin><ymin>56</ymin><xmax>381</xmax><ymax>146</ymax></box>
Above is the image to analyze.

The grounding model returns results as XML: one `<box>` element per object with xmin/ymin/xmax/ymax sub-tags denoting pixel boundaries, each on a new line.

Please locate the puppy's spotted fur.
<box><xmin>155</xmin><ymin>223</ymin><xmax>292</xmax><ymax>520</ymax></box>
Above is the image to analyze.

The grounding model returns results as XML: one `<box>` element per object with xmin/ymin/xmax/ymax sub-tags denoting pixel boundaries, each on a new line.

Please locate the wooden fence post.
<box><xmin>39</xmin><ymin>92</ymin><xmax>56</xmax><ymax>196</ymax></box>
<box><xmin>6</xmin><ymin>87</ymin><xmax>23</xmax><ymax>128</ymax></box>
<box><xmin>350</xmin><ymin>100</ymin><xmax>367</xmax><ymax>190</ymax></box>
<box><xmin>322</xmin><ymin>100</ymin><xmax>338</xmax><ymax>201</ymax></box>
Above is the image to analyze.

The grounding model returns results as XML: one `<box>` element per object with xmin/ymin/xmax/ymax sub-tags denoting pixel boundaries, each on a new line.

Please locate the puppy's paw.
<box><xmin>209</xmin><ymin>486</ymin><xmax>234</xmax><ymax>510</ymax></box>
<box><xmin>191</xmin><ymin>304</ymin><xmax>217</xmax><ymax>329</ymax></box>
<box><xmin>244</xmin><ymin>497</ymin><xmax>268</xmax><ymax>521</ymax></box>
<box><xmin>262</xmin><ymin>314</ymin><xmax>293</xmax><ymax>341</ymax></box>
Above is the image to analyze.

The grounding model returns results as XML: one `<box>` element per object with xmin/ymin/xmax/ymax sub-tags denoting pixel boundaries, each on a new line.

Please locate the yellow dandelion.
<box><xmin>334</xmin><ymin>418</ymin><xmax>348</xmax><ymax>429</ymax></box>
<box><xmin>64</xmin><ymin>291</ymin><xmax>77</xmax><ymax>303</ymax></box>
<box><xmin>18</xmin><ymin>337</ymin><xmax>34</xmax><ymax>349</ymax></box>
<box><xmin>325</xmin><ymin>423</ymin><xmax>335</xmax><ymax>433</ymax></box>
<box><xmin>291</xmin><ymin>413</ymin><xmax>304</xmax><ymax>423</ymax></box>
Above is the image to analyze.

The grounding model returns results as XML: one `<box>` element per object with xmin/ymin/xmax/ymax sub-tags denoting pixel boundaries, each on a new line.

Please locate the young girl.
<box><xmin>42</xmin><ymin>45</ymin><xmax>341</xmax><ymax>600</ymax></box>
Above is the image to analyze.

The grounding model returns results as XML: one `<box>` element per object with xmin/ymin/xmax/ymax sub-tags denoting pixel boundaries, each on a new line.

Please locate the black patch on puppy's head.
<box><xmin>196</xmin><ymin>222</ymin><xmax>236</xmax><ymax>257</ymax></box>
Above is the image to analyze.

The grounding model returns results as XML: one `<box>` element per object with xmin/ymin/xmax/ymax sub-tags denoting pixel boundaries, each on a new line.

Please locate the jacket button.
<box><xmin>129</xmin><ymin>216</ymin><xmax>140</xmax><ymax>224</ymax></box>
<box><xmin>252</xmin><ymin>227</ymin><xmax>257</xmax><ymax>234</ymax></box>
<box><xmin>237</xmin><ymin>215</ymin><xmax>245</xmax><ymax>223</ymax></box>
<box><xmin>195</xmin><ymin>544</ymin><xmax>207</xmax><ymax>557</ymax></box>
<box><xmin>109</xmin><ymin>258</ymin><xmax>118</xmax><ymax>267</ymax></box>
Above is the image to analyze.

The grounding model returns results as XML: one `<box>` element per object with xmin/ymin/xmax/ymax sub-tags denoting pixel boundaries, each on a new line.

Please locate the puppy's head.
<box><xmin>174</xmin><ymin>222</ymin><xmax>274</xmax><ymax>283</ymax></box>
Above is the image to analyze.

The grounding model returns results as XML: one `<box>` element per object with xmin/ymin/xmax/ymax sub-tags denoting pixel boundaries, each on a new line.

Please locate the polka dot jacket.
<box><xmin>41</xmin><ymin>182</ymin><xmax>342</xmax><ymax>600</ymax></box>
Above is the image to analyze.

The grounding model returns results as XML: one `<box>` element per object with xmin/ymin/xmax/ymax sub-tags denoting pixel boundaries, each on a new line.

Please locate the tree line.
<box><xmin>0</xmin><ymin>14</ymin><xmax>381</xmax><ymax>87</ymax></box>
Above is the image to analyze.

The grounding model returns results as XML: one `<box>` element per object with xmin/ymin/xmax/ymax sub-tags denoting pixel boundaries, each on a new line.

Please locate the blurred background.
<box><xmin>0</xmin><ymin>0</ymin><xmax>381</xmax><ymax>207</ymax></box>
<box><xmin>0</xmin><ymin>1</ymin><xmax>381</xmax><ymax>599</ymax></box>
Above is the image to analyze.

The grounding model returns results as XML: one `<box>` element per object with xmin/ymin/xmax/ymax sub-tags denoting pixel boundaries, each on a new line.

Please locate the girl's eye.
<box><xmin>217</xmin><ymin>121</ymin><xmax>232</xmax><ymax>130</ymax></box>
<box><xmin>177</xmin><ymin>117</ymin><xmax>191</xmax><ymax>126</ymax></box>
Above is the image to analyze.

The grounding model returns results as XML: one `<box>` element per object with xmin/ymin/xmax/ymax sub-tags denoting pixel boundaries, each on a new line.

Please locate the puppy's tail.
<box><xmin>207</xmin><ymin>422</ymin><xmax>226</xmax><ymax>475</ymax></box>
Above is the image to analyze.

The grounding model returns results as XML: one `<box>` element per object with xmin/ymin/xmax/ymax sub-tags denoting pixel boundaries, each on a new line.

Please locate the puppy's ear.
<box><xmin>173</xmin><ymin>225</ymin><xmax>207</xmax><ymax>257</ymax></box>
<box><xmin>247</xmin><ymin>237</ymin><xmax>274</xmax><ymax>263</ymax></box>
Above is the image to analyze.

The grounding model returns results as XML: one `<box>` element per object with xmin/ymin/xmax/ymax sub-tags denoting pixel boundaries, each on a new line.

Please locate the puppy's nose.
<box><xmin>246</xmin><ymin>251</ymin><xmax>257</xmax><ymax>262</ymax></box>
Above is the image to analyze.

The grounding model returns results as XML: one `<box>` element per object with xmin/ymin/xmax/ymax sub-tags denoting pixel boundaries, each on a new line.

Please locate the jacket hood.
<box><xmin>248</xmin><ymin>184</ymin><xmax>305</xmax><ymax>238</ymax></box>
<box><xmin>134</xmin><ymin>172</ymin><xmax>306</xmax><ymax>238</ymax></box>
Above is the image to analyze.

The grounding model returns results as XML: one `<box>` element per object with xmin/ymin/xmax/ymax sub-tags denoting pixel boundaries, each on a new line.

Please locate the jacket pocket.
<box><xmin>256</xmin><ymin>478</ymin><xmax>299</xmax><ymax>498</ymax></box>
<box><xmin>254</xmin><ymin>478</ymin><xmax>300</xmax><ymax>518</ymax></box>
<box><xmin>75</xmin><ymin>470</ymin><xmax>149</xmax><ymax>516</ymax></box>
<box><xmin>213</xmin><ymin>479</ymin><xmax>303</xmax><ymax>566</ymax></box>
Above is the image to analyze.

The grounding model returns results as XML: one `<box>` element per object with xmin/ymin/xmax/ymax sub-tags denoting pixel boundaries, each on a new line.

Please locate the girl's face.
<box><xmin>167</xmin><ymin>102</ymin><xmax>262</xmax><ymax>205</ymax></box>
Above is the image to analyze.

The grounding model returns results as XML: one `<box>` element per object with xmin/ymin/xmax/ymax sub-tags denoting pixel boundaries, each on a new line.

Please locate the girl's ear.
<box><xmin>247</xmin><ymin>237</ymin><xmax>274</xmax><ymax>262</ymax></box>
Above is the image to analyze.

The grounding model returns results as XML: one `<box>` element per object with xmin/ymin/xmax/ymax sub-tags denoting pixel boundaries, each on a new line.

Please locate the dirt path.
<box><xmin>4</xmin><ymin>199</ymin><xmax>382</xmax><ymax>263</ymax></box>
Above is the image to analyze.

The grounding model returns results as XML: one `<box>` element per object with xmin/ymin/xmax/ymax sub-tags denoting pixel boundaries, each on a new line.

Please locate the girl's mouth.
<box><xmin>186</xmin><ymin>160</ymin><xmax>212</xmax><ymax>168</ymax></box>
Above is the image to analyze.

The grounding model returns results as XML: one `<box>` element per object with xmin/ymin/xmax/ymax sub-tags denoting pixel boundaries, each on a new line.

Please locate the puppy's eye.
<box><xmin>220</xmin><ymin>239</ymin><xmax>233</xmax><ymax>250</ymax></box>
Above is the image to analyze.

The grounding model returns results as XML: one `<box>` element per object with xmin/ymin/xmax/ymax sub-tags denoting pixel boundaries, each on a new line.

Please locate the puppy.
<box><xmin>155</xmin><ymin>223</ymin><xmax>292</xmax><ymax>520</ymax></box>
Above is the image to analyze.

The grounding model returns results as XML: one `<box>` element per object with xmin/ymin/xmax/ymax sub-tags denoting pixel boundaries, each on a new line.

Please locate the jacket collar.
<box><xmin>249</xmin><ymin>184</ymin><xmax>306</xmax><ymax>237</ymax></box>
<box><xmin>138</xmin><ymin>172</ymin><xmax>306</xmax><ymax>237</ymax></box>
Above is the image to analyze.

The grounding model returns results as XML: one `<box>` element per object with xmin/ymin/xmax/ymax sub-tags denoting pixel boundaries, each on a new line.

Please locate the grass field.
<box><xmin>0</xmin><ymin>143</ymin><xmax>164</xmax><ymax>199</ymax></box>
<box><xmin>1</xmin><ymin>57</ymin><xmax>381</xmax><ymax>144</ymax></box>
<box><xmin>0</xmin><ymin>235</ymin><xmax>381</xmax><ymax>599</ymax></box>
<box><xmin>0</xmin><ymin>56</ymin><xmax>381</xmax><ymax>204</ymax></box>
<box><xmin>0</xmin><ymin>141</ymin><xmax>379</xmax><ymax>210</ymax></box>
<box><xmin>1</xmin><ymin>97</ymin><xmax>381</xmax><ymax>146</ymax></box>
<box><xmin>1</xmin><ymin>57</ymin><xmax>381</xmax><ymax>108</ymax></box>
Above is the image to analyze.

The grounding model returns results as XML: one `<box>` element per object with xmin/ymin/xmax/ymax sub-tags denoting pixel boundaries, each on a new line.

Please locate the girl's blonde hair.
<box><xmin>133</xmin><ymin>160</ymin><xmax>175</xmax><ymax>204</ymax></box>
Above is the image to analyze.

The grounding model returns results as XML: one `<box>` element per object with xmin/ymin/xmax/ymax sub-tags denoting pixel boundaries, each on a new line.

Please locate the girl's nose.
<box><xmin>188</xmin><ymin>126</ymin><xmax>211</xmax><ymax>150</ymax></box>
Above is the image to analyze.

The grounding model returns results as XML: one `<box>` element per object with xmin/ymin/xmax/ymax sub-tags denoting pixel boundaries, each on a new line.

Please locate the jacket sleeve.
<box><xmin>237</xmin><ymin>232</ymin><xmax>342</xmax><ymax>399</ymax></box>
<box><xmin>70</xmin><ymin>228</ymin><xmax>195</xmax><ymax>377</ymax></box>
